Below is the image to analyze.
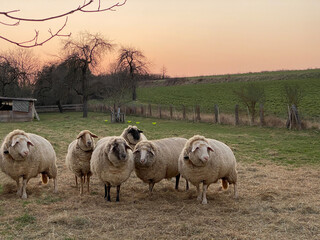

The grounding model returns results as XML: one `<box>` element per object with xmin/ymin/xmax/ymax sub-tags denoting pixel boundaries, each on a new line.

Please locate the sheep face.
<box><xmin>186</xmin><ymin>141</ymin><xmax>213</xmax><ymax>167</ymax></box>
<box><xmin>133</xmin><ymin>145</ymin><xmax>155</xmax><ymax>168</ymax></box>
<box><xmin>77</xmin><ymin>131</ymin><xmax>98</xmax><ymax>151</ymax></box>
<box><xmin>8</xmin><ymin>135</ymin><xmax>34</xmax><ymax>161</ymax></box>
<box><xmin>127</xmin><ymin>127</ymin><xmax>143</xmax><ymax>144</ymax></box>
<box><xmin>106</xmin><ymin>139</ymin><xmax>131</xmax><ymax>166</ymax></box>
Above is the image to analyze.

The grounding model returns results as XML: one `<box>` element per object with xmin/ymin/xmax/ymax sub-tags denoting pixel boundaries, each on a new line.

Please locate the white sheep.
<box><xmin>0</xmin><ymin>129</ymin><xmax>58</xmax><ymax>199</ymax></box>
<box><xmin>90</xmin><ymin>136</ymin><xmax>133</xmax><ymax>202</ymax></box>
<box><xmin>120</xmin><ymin>125</ymin><xmax>147</xmax><ymax>149</ymax></box>
<box><xmin>178</xmin><ymin>135</ymin><xmax>238</xmax><ymax>204</ymax></box>
<box><xmin>65</xmin><ymin>130</ymin><xmax>98</xmax><ymax>195</ymax></box>
<box><xmin>133</xmin><ymin>137</ymin><xmax>188</xmax><ymax>194</ymax></box>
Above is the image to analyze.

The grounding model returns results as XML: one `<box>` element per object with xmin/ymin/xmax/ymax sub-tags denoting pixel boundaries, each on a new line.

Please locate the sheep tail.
<box><xmin>221</xmin><ymin>178</ymin><xmax>229</xmax><ymax>190</ymax></box>
<box><xmin>41</xmin><ymin>173</ymin><xmax>48</xmax><ymax>184</ymax></box>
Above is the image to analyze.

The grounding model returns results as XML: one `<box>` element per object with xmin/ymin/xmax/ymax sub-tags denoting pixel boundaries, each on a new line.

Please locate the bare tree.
<box><xmin>0</xmin><ymin>0</ymin><xmax>126</xmax><ymax>48</ymax></box>
<box><xmin>233</xmin><ymin>83</ymin><xmax>265</xmax><ymax>124</ymax></box>
<box><xmin>283</xmin><ymin>84</ymin><xmax>304</xmax><ymax>108</ymax></box>
<box><xmin>161</xmin><ymin>65</ymin><xmax>167</xmax><ymax>79</ymax></box>
<box><xmin>116</xmin><ymin>47</ymin><xmax>149</xmax><ymax>101</ymax></box>
<box><xmin>63</xmin><ymin>32</ymin><xmax>114</xmax><ymax>117</ymax></box>
<box><xmin>0</xmin><ymin>57</ymin><xmax>20</xmax><ymax>96</ymax></box>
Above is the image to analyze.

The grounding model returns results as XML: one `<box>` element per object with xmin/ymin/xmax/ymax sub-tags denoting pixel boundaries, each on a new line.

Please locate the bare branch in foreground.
<box><xmin>0</xmin><ymin>0</ymin><xmax>127</xmax><ymax>48</ymax></box>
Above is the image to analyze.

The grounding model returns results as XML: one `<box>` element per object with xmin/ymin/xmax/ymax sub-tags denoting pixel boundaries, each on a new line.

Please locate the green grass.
<box><xmin>137</xmin><ymin>69</ymin><xmax>320</xmax><ymax>119</ymax></box>
<box><xmin>14</xmin><ymin>213</ymin><xmax>36</xmax><ymax>228</ymax></box>
<box><xmin>0</xmin><ymin>112</ymin><xmax>319</xmax><ymax>166</ymax></box>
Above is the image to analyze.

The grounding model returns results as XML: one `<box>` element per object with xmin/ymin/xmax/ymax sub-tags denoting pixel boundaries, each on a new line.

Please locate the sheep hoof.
<box><xmin>201</xmin><ymin>199</ymin><xmax>207</xmax><ymax>204</ymax></box>
<box><xmin>197</xmin><ymin>196</ymin><xmax>202</xmax><ymax>201</ymax></box>
<box><xmin>21</xmin><ymin>194</ymin><xmax>28</xmax><ymax>199</ymax></box>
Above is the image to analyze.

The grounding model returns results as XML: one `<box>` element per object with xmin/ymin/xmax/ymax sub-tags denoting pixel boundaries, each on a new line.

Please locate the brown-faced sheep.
<box><xmin>65</xmin><ymin>130</ymin><xmax>98</xmax><ymax>195</ymax></box>
<box><xmin>178</xmin><ymin>135</ymin><xmax>238</xmax><ymax>204</ymax></box>
<box><xmin>0</xmin><ymin>129</ymin><xmax>57</xmax><ymax>199</ymax></box>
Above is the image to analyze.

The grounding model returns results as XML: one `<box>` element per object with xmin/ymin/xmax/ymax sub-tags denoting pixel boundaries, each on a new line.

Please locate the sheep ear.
<box><xmin>76</xmin><ymin>132</ymin><xmax>85</xmax><ymax>139</ymax></box>
<box><xmin>149</xmin><ymin>148</ymin><xmax>155</xmax><ymax>156</ymax></box>
<box><xmin>138</xmin><ymin>130</ymin><xmax>143</xmax><ymax>133</ymax></box>
<box><xmin>27</xmin><ymin>140</ymin><xmax>34</xmax><ymax>146</ymax></box>
<box><xmin>207</xmin><ymin>146</ymin><xmax>214</xmax><ymax>152</ymax></box>
<box><xmin>133</xmin><ymin>149</ymin><xmax>140</xmax><ymax>154</ymax></box>
<box><xmin>191</xmin><ymin>143</ymin><xmax>200</xmax><ymax>152</ymax></box>
<box><xmin>90</xmin><ymin>132</ymin><xmax>98</xmax><ymax>138</ymax></box>
<box><xmin>11</xmin><ymin>139</ymin><xmax>18</xmax><ymax>147</ymax></box>
<box><xmin>124</xmin><ymin>142</ymin><xmax>132</xmax><ymax>151</ymax></box>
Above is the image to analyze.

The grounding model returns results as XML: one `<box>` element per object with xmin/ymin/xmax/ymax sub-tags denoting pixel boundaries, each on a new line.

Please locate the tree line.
<box><xmin>0</xmin><ymin>32</ymin><xmax>163</xmax><ymax>117</ymax></box>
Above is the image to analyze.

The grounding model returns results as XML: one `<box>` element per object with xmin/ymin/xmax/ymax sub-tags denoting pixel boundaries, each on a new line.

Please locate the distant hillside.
<box><xmin>137</xmin><ymin>69</ymin><xmax>320</xmax><ymax>119</ymax></box>
<box><xmin>139</xmin><ymin>69</ymin><xmax>320</xmax><ymax>87</ymax></box>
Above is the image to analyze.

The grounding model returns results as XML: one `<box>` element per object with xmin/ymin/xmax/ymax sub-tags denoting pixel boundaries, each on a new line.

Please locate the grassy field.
<box><xmin>137</xmin><ymin>69</ymin><xmax>320</xmax><ymax>119</ymax></box>
<box><xmin>0</xmin><ymin>112</ymin><xmax>319</xmax><ymax>239</ymax></box>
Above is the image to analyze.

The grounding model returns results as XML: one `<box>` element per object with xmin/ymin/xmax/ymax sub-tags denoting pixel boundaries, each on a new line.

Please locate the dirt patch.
<box><xmin>0</xmin><ymin>161</ymin><xmax>319</xmax><ymax>239</ymax></box>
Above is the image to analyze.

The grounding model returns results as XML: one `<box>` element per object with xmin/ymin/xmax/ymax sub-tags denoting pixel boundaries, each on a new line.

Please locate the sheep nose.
<box><xmin>87</xmin><ymin>141</ymin><xmax>92</xmax><ymax>146</ymax></box>
<box><xmin>23</xmin><ymin>151</ymin><xmax>29</xmax><ymax>156</ymax></box>
<box><xmin>203</xmin><ymin>156</ymin><xmax>209</xmax><ymax>161</ymax></box>
<box><xmin>140</xmin><ymin>159</ymin><xmax>146</xmax><ymax>164</ymax></box>
<box><xmin>121</xmin><ymin>153</ymin><xmax>127</xmax><ymax>159</ymax></box>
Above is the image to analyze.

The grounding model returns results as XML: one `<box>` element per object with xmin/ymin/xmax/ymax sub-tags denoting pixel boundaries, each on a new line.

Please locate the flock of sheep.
<box><xmin>0</xmin><ymin>126</ymin><xmax>238</xmax><ymax>204</ymax></box>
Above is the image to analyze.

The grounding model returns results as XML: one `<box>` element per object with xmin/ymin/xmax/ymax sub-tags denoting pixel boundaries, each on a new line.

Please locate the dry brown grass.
<box><xmin>0</xmin><ymin>159</ymin><xmax>319</xmax><ymax>239</ymax></box>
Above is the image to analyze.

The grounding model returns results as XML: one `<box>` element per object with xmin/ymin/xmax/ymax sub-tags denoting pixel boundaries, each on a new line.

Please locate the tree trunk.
<box><xmin>132</xmin><ymin>85</ymin><xmax>137</xmax><ymax>101</ymax></box>
<box><xmin>56</xmin><ymin>100</ymin><xmax>63</xmax><ymax>113</ymax></box>
<box><xmin>82</xmin><ymin>64</ymin><xmax>88</xmax><ymax>118</ymax></box>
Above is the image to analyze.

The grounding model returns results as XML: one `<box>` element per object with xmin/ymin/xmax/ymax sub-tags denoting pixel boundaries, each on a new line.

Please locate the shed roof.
<box><xmin>0</xmin><ymin>96</ymin><xmax>37</xmax><ymax>102</ymax></box>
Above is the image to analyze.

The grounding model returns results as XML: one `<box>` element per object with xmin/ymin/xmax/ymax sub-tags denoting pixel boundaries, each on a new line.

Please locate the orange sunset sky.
<box><xmin>1</xmin><ymin>0</ymin><xmax>320</xmax><ymax>77</ymax></box>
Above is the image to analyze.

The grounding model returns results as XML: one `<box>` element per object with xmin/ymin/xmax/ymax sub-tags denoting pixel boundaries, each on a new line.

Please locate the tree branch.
<box><xmin>0</xmin><ymin>0</ymin><xmax>127</xmax><ymax>48</ymax></box>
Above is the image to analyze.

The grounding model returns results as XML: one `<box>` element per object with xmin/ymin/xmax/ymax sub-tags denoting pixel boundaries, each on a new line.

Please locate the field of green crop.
<box><xmin>137</xmin><ymin>69</ymin><xmax>320</xmax><ymax>119</ymax></box>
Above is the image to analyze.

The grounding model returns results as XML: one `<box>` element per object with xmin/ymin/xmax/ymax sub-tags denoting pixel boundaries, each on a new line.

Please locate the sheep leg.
<box><xmin>175</xmin><ymin>174</ymin><xmax>180</xmax><ymax>190</ymax></box>
<box><xmin>53</xmin><ymin>177</ymin><xmax>58</xmax><ymax>193</ymax></box>
<box><xmin>21</xmin><ymin>178</ymin><xmax>28</xmax><ymax>199</ymax></box>
<box><xmin>186</xmin><ymin>180</ymin><xmax>189</xmax><ymax>191</ymax></box>
<box><xmin>234</xmin><ymin>183</ymin><xmax>238</xmax><ymax>199</ymax></box>
<box><xmin>80</xmin><ymin>176</ymin><xmax>84</xmax><ymax>195</ymax></box>
<box><xmin>75</xmin><ymin>175</ymin><xmax>78</xmax><ymax>188</ymax></box>
<box><xmin>202</xmin><ymin>183</ymin><xmax>208</xmax><ymax>204</ymax></box>
<box><xmin>116</xmin><ymin>185</ymin><xmax>121</xmax><ymax>202</ymax></box>
<box><xmin>87</xmin><ymin>175</ymin><xmax>90</xmax><ymax>194</ymax></box>
<box><xmin>196</xmin><ymin>184</ymin><xmax>202</xmax><ymax>201</ymax></box>
<box><xmin>16</xmin><ymin>178</ymin><xmax>22</xmax><ymax>197</ymax></box>
<box><xmin>104</xmin><ymin>183</ymin><xmax>111</xmax><ymax>202</ymax></box>
<box><xmin>148</xmin><ymin>181</ymin><xmax>155</xmax><ymax>196</ymax></box>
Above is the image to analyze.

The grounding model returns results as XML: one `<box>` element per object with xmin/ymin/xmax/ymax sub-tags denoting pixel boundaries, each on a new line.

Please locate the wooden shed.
<box><xmin>0</xmin><ymin>97</ymin><xmax>37</xmax><ymax>122</ymax></box>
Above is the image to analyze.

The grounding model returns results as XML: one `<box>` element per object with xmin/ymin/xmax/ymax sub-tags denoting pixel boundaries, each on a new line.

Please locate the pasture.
<box><xmin>137</xmin><ymin>69</ymin><xmax>320</xmax><ymax>119</ymax></box>
<box><xmin>0</xmin><ymin>112</ymin><xmax>319</xmax><ymax>239</ymax></box>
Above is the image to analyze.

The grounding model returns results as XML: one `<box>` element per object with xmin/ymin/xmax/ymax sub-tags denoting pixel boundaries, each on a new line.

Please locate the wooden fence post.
<box><xmin>259</xmin><ymin>103</ymin><xmax>265</xmax><ymax>126</ymax></box>
<box><xmin>182</xmin><ymin>105</ymin><xmax>186</xmax><ymax>120</ymax></box>
<box><xmin>235</xmin><ymin>104</ymin><xmax>239</xmax><ymax>125</ymax></box>
<box><xmin>214</xmin><ymin>104</ymin><xmax>219</xmax><ymax>123</ymax></box>
<box><xmin>195</xmin><ymin>105</ymin><xmax>201</xmax><ymax>121</ymax></box>
<box><xmin>140</xmin><ymin>105</ymin><xmax>144</xmax><ymax>116</ymax></box>
<box><xmin>158</xmin><ymin>105</ymin><xmax>162</xmax><ymax>119</ymax></box>
<box><xmin>148</xmin><ymin>103</ymin><xmax>152</xmax><ymax>117</ymax></box>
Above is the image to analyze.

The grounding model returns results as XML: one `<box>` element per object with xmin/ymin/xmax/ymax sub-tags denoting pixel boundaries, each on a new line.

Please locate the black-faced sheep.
<box><xmin>178</xmin><ymin>135</ymin><xmax>238</xmax><ymax>204</ymax></box>
<box><xmin>65</xmin><ymin>130</ymin><xmax>98</xmax><ymax>195</ymax></box>
<box><xmin>90</xmin><ymin>136</ymin><xmax>133</xmax><ymax>202</ymax></box>
<box><xmin>0</xmin><ymin>129</ymin><xmax>57</xmax><ymax>199</ymax></box>
<box><xmin>120</xmin><ymin>125</ymin><xmax>147</xmax><ymax>150</ymax></box>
